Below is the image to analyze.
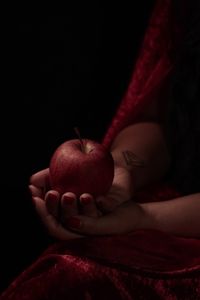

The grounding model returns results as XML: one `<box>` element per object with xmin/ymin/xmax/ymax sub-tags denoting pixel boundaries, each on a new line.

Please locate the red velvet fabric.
<box><xmin>102</xmin><ymin>0</ymin><xmax>181</xmax><ymax>149</ymax></box>
<box><xmin>1</xmin><ymin>1</ymin><xmax>200</xmax><ymax>299</ymax></box>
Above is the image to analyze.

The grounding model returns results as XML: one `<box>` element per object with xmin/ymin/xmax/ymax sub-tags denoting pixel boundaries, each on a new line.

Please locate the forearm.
<box><xmin>140</xmin><ymin>193</ymin><xmax>200</xmax><ymax>237</ymax></box>
<box><xmin>110</xmin><ymin>122</ymin><xmax>170</xmax><ymax>191</ymax></box>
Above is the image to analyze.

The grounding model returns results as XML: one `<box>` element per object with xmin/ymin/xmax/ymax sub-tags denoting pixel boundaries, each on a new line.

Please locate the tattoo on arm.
<box><xmin>122</xmin><ymin>151</ymin><xmax>145</xmax><ymax>168</ymax></box>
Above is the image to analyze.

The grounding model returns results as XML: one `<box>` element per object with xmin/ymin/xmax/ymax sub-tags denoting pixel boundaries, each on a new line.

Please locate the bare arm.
<box><xmin>100</xmin><ymin>121</ymin><xmax>200</xmax><ymax>238</ymax></box>
<box><xmin>110</xmin><ymin>121</ymin><xmax>171</xmax><ymax>191</ymax></box>
<box><xmin>139</xmin><ymin>193</ymin><xmax>200</xmax><ymax>237</ymax></box>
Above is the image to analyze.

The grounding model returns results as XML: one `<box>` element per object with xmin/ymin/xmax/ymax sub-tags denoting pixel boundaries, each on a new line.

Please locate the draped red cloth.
<box><xmin>102</xmin><ymin>0</ymin><xmax>177</xmax><ymax>149</ymax></box>
<box><xmin>1</xmin><ymin>1</ymin><xmax>200</xmax><ymax>299</ymax></box>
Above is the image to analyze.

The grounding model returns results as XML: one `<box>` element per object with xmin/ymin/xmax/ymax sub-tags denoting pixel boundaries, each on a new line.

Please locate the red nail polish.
<box><xmin>80</xmin><ymin>196</ymin><xmax>91</xmax><ymax>205</ymax></box>
<box><xmin>66</xmin><ymin>217</ymin><xmax>82</xmax><ymax>228</ymax></box>
<box><xmin>63</xmin><ymin>195</ymin><xmax>74</xmax><ymax>205</ymax></box>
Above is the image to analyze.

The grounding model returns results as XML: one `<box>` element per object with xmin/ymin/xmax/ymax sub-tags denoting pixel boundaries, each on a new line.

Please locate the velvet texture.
<box><xmin>102</xmin><ymin>0</ymin><xmax>177</xmax><ymax>149</ymax></box>
<box><xmin>1</xmin><ymin>1</ymin><xmax>200</xmax><ymax>299</ymax></box>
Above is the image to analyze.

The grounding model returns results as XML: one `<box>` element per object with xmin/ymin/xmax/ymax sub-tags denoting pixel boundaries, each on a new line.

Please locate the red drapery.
<box><xmin>102</xmin><ymin>0</ymin><xmax>179</xmax><ymax>149</ymax></box>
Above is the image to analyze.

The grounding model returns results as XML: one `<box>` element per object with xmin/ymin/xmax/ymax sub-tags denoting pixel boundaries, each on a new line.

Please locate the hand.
<box><xmin>30</xmin><ymin>169</ymin><xmax>144</xmax><ymax>240</ymax></box>
<box><xmin>29</xmin><ymin>168</ymin><xmax>101</xmax><ymax>240</ymax></box>
<box><xmin>29</xmin><ymin>165</ymin><xmax>137</xmax><ymax>239</ymax></box>
<box><xmin>53</xmin><ymin>164</ymin><xmax>138</xmax><ymax>236</ymax></box>
<box><xmin>63</xmin><ymin>200</ymin><xmax>145</xmax><ymax>236</ymax></box>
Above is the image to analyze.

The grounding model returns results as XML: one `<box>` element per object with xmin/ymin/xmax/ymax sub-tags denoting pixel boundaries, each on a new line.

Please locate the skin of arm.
<box><xmin>110</xmin><ymin>121</ymin><xmax>171</xmax><ymax>192</ymax></box>
<box><xmin>139</xmin><ymin>193</ymin><xmax>200</xmax><ymax>238</ymax></box>
<box><xmin>94</xmin><ymin>118</ymin><xmax>171</xmax><ymax>213</ymax></box>
<box><xmin>96</xmin><ymin>112</ymin><xmax>200</xmax><ymax>237</ymax></box>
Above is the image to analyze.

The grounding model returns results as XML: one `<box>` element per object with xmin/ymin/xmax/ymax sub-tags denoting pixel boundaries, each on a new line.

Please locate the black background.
<box><xmin>1</xmin><ymin>2</ymin><xmax>155</xmax><ymax>292</ymax></box>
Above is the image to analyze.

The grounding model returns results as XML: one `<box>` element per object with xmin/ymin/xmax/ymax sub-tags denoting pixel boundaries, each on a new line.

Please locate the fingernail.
<box><xmin>80</xmin><ymin>196</ymin><xmax>91</xmax><ymax>205</ymax></box>
<box><xmin>66</xmin><ymin>217</ymin><xmax>82</xmax><ymax>229</ymax></box>
<box><xmin>63</xmin><ymin>195</ymin><xmax>75</xmax><ymax>205</ymax></box>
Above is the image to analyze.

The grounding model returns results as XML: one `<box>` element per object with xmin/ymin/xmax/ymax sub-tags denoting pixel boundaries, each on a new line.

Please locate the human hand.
<box><xmin>63</xmin><ymin>200</ymin><xmax>145</xmax><ymax>236</ymax></box>
<box><xmin>58</xmin><ymin>165</ymin><xmax>138</xmax><ymax>236</ymax></box>
<box><xmin>30</xmin><ymin>169</ymin><xmax>143</xmax><ymax>240</ymax></box>
<box><xmin>47</xmin><ymin>164</ymin><xmax>135</xmax><ymax>235</ymax></box>
<box><xmin>29</xmin><ymin>168</ymin><xmax>101</xmax><ymax>240</ymax></box>
<box><xmin>29</xmin><ymin>164</ymin><xmax>137</xmax><ymax>239</ymax></box>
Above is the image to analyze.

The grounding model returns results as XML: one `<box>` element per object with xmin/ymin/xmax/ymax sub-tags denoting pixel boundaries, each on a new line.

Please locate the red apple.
<box><xmin>49</xmin><ymin>138</ymin><xmax>114</xmax><ymax>197</ymax></box>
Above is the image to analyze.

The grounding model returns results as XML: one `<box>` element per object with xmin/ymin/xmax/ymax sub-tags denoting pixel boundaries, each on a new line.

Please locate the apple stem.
<box><xmin>74</xmin><ymin>127</ymin><xmax>85</xmax><ymax>152</ymax></box>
